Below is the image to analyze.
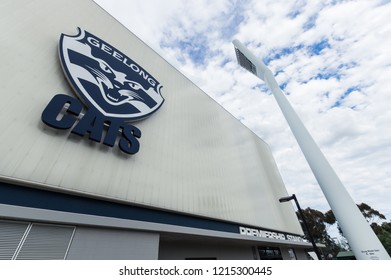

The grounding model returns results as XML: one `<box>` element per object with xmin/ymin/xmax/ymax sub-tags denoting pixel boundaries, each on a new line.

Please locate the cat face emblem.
<box><xmin>59</xmin><ymin>28</ymin><xmax>164</xmax><ymax>122</ymax></box>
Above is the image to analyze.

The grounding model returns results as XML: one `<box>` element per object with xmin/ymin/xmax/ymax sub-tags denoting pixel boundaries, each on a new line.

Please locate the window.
<box><xmin>288</xmin><ymin>248</ymin><xmax>297</xmax><ymax>260</ymax></box>
<box><xmin>258</xmin><ymin>246</ymin><xmax>283</xmax><ymax>260</ymax></box>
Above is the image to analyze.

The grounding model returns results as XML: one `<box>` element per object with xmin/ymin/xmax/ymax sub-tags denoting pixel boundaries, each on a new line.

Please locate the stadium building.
<box><xmin>0</xmin><ymin>0</ymin><xmax>312</xmax><ymax>260</ymax></box>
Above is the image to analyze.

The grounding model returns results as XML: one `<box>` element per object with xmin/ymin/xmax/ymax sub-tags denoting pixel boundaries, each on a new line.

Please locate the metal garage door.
<box><xmin>0</xmin><ymin>220</ymin><xmax>75</xmax><ymax>260</ymax></box>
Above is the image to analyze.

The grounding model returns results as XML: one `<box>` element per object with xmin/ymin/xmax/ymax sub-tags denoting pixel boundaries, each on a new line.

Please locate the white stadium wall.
<box><xmin>0</xmin><ymin>0</ymin><xmax>303</xmax><ymax>236</ymax></box>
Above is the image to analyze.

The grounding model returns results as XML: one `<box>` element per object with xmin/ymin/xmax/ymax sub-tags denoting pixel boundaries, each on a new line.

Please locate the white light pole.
<box><xmin>233</xmin><ymin>39</ymin><xmax>390</xmax><ymax>260</ymax></box>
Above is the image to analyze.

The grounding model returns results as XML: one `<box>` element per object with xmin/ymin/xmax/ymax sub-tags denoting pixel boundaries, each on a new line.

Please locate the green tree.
<box><xmin>296</xmin><ymin>207</ymin><xmax>340</xmax><ymax>258</ymax></box>
<box><xmin>324</xmin><ymin>209</ymin><xmax>336</xmax><ymax>225</ymax></box>
<box><xmin>357</xmin><ymin>202</ymin><xmax>386</xmax><ymax>224</ymax></box>
<box><xmin>297</xmin><ymin>208</ymin><xmax>327</xmax><ymax>242</ymax></box>
<box><xmin>296</xmin><ymin>203</ymin><xmax>390</xmax><ymax>258</ymax></box>
<box><xmin>370</xmin><ymin>221</ymin><xmax>391</xmax><ymax>256</ymax></box>
<box><xmin>327</xmin><ymin>203</ymin><xmax>390</xmax><ymax>255</ymax></box>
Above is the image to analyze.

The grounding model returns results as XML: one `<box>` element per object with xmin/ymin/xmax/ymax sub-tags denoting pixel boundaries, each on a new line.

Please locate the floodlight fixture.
<box><xmin>233</xmin><ymin>39</ymin><xmax>390</xmax><ymax>260</ymax></box>
<box><xmin>279</xmin><ymin>195</ymin><xmax>295</xmax><ymax>203</ymax></box>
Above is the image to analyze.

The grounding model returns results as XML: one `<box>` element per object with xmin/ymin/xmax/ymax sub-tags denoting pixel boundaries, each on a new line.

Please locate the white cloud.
<box><xmin>95</xmin><ymin>0</ymin><xmax>391</xmax><ymax>222</ymax></box>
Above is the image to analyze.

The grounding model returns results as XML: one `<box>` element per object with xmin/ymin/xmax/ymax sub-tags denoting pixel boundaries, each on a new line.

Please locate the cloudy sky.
<box><xmin>94</xmin><ymin>0</ymin><xmax>391</xmax><ymax>227</ymax></box>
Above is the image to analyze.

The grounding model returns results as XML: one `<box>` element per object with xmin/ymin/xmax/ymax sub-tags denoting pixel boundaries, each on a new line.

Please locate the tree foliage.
<box><xmin>369</xmin><ymin>221</ymin><xmax>391</xmax><ymax>256</ymax></box>
<box><xmin>357</xmin><ymin>203</ymin><xmax>386</xmax><ymax>224</ymax></box>
<box><xmin>324</xmin><ymin>210</ymin><xmax>336</xmax><ymax>225</ymax></box>
<box><xmin>299</xmin><ymin>202</ymin><xmax>390</xmax><ymax>258</ymax></box>
<box><xmin>296</xmin><ymin>207</ymin><xmax>340</xmax><ymax>258</ymax></box>
<box><xmin>297</xmin><ymin>208</ymin><xmax>327</xmax><ymax>242</ymax></box>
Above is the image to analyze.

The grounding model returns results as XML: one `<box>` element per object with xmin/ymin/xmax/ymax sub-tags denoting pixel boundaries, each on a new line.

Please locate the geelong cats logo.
<box><xmin>60</xmin><ymin>28</ymin><xmax>164</xmax><ymax>120</ymax></box>
<box><xmin>41</xmin><ymin>28</ymin><xmax>164</xmax><ymax>154</ymax></box>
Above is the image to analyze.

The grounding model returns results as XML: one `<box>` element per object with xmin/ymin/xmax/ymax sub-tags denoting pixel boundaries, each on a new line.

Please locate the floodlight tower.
<box><xmin>233</xmin><ymin>39</ymin><xmax>390</xmax><ymax>260</ymax></box>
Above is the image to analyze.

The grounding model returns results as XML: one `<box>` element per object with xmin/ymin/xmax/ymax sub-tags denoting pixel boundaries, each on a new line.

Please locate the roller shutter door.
<box><xmin>0</xmin><ymin>220</ymin><xmax>29</xmax><ymax>260</ymax></box>
<box><xmin>0</xmin><ymin>220</ymin><xmax>75</xmax><ymax>260</ymax></box>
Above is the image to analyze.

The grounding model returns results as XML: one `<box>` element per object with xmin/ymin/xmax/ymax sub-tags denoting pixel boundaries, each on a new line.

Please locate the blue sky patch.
<box><xmin>168</xmin><ymin>34</ymin><xmax>210</xmax><ymax>65</ymax></box>
<box><xmin>288</xmin><ymin>9</ymin><xmax>301</xmax><ymax>19</ymax></box>
<box><xmin>264</xmin><ymin>44</ymin><xmax>304</xmax><ymax>64</ymax></box>
<box><xmin>331</xmin><ymin>86</ymin><xmax>361</xmax><ymax>108</ymax></box>
<box><xmin>303</xmin><ymin>15</ymin><xmax>318</xmax><ymax>31</ymax></box>
<box><xmin>252</xmin><ymin>83</ymin><xmax>270</xmax><ymax>94</ymax></box>
<box><xmin>280</xmin><ymin>82</ymin><xmax>288</xmax><ymax>91</ymax></box>
<box><xmin>308</xmin><ymin>39</ymin><xmax>330</xmax><ymax>55</ymax></box>
<box><xmin>315</xmin><ymin>71</ymin><xmax>341</xmax><ymax>81</ymax></box>
<box><xmin>221</xmin><ymin>12</ymin><xmax>245</xmax><ymax>40</ymax></box>
<box><xmin>178</xmin><ymin>40</ymin><xmax>207</xmax><ymax>64</ymax></box>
